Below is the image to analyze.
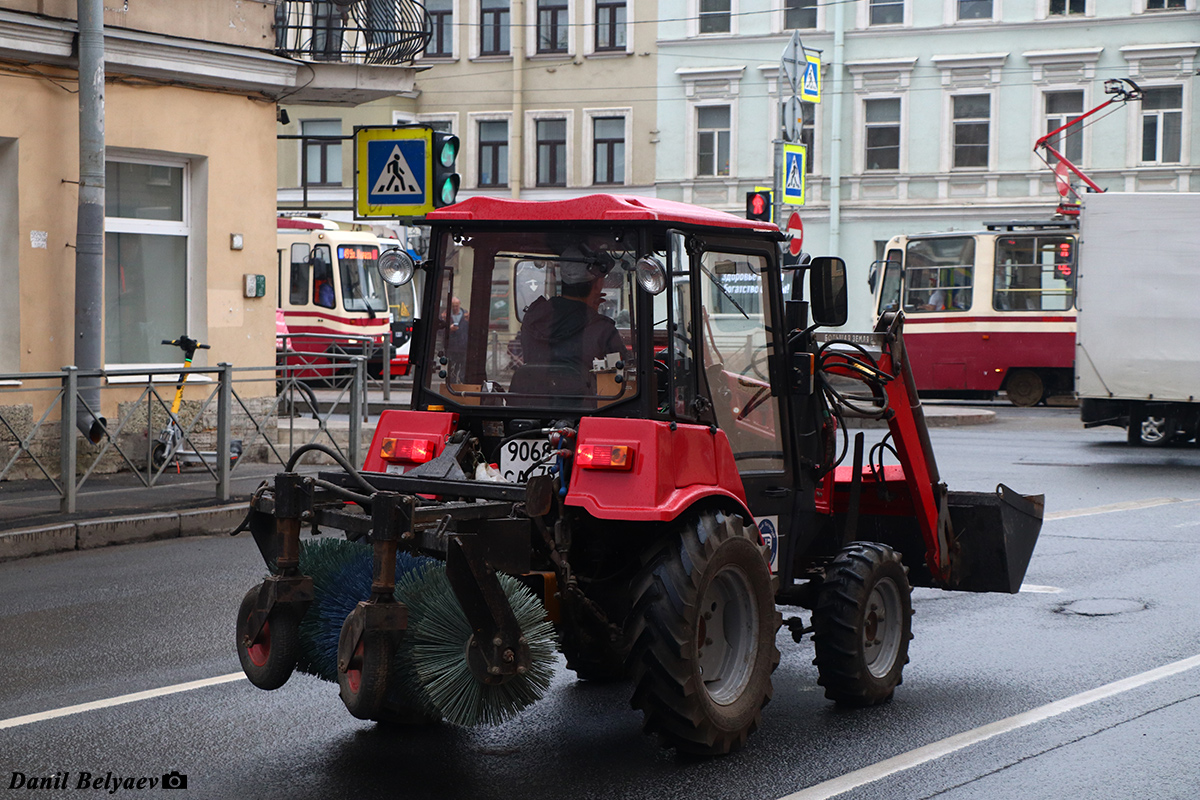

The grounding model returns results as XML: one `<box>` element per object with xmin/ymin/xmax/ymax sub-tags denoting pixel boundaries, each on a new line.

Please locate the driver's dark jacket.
<box><xmin>518</xmin><ymin>296</ymin><xmax>627</xmax><ymax>393</ymax></box>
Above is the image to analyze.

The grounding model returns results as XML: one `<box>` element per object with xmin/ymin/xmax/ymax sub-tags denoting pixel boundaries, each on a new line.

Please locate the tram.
<box><xmin>869</xmin><ymin>220</ymin><xmax>1078</xmax><ymax>406</ymax></box>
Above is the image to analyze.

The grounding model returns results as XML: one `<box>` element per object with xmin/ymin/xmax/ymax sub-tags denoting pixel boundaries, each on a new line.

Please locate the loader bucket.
<box><xmin>945</xmin><ymin>484</ymin><xmax>1044</xmax><ymax>594</ymax></box>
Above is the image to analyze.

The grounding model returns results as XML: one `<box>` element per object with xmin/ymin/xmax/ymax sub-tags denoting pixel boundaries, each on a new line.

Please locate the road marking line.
<box><xmin>1045</xmin><ymin>497</ymin><xmax>1190</xmax><ymax>520</ymax></box>
<box><xmin>778</xmin><ymin>653</ymin><xmax>1200</xmax><ymax>800</ymax></box>
<box><xmin>0</xmin><ymin>673</ymin><xmax>245</xmax><ymax>731</ymax></box>
<box><xmin>1018</xmin><ymin>584</ymin><xmax>1063</xmax><ymax>594</ymax></box>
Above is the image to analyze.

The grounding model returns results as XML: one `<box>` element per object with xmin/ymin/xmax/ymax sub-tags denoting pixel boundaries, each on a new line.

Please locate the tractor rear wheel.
<box><xmin>236</xmin><ymin>585</ymin><xmax>300</xmax><ymax>691</ymax></box>
<box><xmin>812</xmin><ymin>542</ymin><xmax>912</xmax><ymax>707</ymax></box>
<box><xmin>628</xmin><ymin>510</ymin><xmax>781</xmax><ymax>756</ymax></box>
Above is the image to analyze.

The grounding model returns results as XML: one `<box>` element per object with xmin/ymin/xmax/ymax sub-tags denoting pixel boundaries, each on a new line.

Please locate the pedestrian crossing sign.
<box><xmin>782</xmin><ymin>143</ymin><xmax>807</xmax><ymax>206</ymax></box>
<box><xmin>354</xmin><ymin>126</ymin><xmax>433</xmax><ymax>218</ymax></box>
<box><xmin>801</xmin><ymin>53</ymin><xmax>821</xmax><ymax>103</ymax></box>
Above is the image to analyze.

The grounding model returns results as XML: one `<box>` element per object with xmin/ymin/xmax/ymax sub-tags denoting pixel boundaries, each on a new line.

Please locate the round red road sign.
<box><xmin>787</xmin><ymin>212</ymin><xmax>804</xmax><ymax>256</ymax></box>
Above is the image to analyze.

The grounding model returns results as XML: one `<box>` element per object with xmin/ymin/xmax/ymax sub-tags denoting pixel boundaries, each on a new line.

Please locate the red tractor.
<box><xmin>235</xmin><ymin>195</ymin><xmax>1043</xmax><ymax>755</ymax></box>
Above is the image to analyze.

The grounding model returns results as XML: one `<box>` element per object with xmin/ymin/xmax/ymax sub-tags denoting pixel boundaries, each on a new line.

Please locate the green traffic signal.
<box><xmin>431</xmin><ymin>131</ymin><xmax>460</xmax><ymax>208</ymax></box>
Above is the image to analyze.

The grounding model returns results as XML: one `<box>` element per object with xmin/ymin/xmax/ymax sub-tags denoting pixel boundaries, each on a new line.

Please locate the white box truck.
<box><xmin>1076</xmin><ymin>192</ymin><xmax>1200</xmax><ymax>446</ymax></box>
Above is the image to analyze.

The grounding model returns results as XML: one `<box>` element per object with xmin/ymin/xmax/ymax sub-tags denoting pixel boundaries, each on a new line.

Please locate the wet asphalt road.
<box><xmin>2</xmin><ymin>405</ymin><xmax>1199</xmax><ymax>799</ymax></box>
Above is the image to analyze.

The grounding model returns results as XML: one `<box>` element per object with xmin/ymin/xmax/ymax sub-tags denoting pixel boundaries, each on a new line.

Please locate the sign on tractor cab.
<box><xmin>236</xmin><ymin>194</ymin><xmax>1045</xmax><ymax>760</ymax></box>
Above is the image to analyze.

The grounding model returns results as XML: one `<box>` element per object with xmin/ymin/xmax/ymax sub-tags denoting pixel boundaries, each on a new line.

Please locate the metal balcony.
<box><xmin>273</xmin><ymin>0</ymin><xmax>431</xmax><ymax>65</ymax></box>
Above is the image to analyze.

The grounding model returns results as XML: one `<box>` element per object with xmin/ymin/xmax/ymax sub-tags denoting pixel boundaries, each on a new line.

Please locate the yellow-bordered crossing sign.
<box><xmin>354</xmin><ymin>126</ymin><xmax>433</xmax><ymax>218</ymax></box>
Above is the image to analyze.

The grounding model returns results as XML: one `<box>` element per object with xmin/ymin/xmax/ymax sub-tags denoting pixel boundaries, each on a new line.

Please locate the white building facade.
<box><xmin>655</xmin><ymin>0</ymin><xmax>1198</xmax><ymax>328</ymax></box>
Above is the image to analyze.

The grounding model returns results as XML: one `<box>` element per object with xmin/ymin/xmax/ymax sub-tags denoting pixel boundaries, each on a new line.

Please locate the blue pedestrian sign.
<box><xmin>354</xmin><ymin>127</ymin><xmax>434</xmax><ymax>218</ymax></box>
<box><xmin>782</xmin><ymin>143</ymin><xmax>807</xmax><ymax>206</ymax></box>
<box><xmin>800</xmin><ymin>53</ymin><xmax>821</xmax><ymax>104</ymax></box>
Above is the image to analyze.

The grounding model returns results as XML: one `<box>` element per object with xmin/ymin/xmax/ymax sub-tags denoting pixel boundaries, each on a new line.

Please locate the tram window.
<box><xmin>289</xmin><ymin>243</ymin><xmax>310</xmax><ymax>306</ymax></box>
<box><xmin>904</xmin><ymin>237</ymin><xmax>974</xmax><ymax>313</ymax></box>
<box><xmin>877</xmin><ymin>249</ymin><xmax>903</xmax><ymax>313</ymax></box>
<box><xmin>993</xmin><ymin>235</ymin><xmax>1075</xmax><ymax>311</ymax></box>
<box><xmin>312</xmin><ymin>244</ymin><xmax>335</xmax><ymax>309</ymax></box>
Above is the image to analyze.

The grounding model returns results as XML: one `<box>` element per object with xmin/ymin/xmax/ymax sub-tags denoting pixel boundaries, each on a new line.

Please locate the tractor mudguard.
<box><xmin>565</xmin><ymin>417</ymin><xmax>752</xmax><ymax>523</ymax></box>
<box><xmin>363</xmin><ymin>409</ymin><xmax>459</xmax><ymax>473</ymax></box>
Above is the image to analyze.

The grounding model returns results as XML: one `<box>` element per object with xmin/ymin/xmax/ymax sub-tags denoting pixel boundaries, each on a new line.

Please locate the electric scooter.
<box><xmin>153</xmin><ymin>335</ymin><xmax>243</xmax><ymax>471</ymax></box>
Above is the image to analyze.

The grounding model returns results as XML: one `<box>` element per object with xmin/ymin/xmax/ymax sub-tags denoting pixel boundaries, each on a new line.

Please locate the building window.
<box><xmin>593</xmin><ymin>117</ymin><xmax>625</xmax><ymax>184</ymax></box>
<box><xmin>426</xmin><ymin>0</ymin><xmax>453</xmax><ymax>56</ymax></box>
<box><xmin>536</xmin><ymin>119</ymin><xmax>567</xmax><ymax>186</ymax></box>
<box><xmin>699</xmin><ymin>0</ymin><xmax>731</xmax><ymax>34</ymax></box>
<box><xmin>479</xmin><ymin>120</ymin><xmax>509</xmax><ymax>186</ymax></box>
<box><xmin>952</xmin><ymin>94</ymin><xmax>990</xmax><ymax>168</ymax></box>
<box><xmin>958</xmin><ymin>0</ymin><xmax>992</xmax><ymax>19</ymax></box>
<box><xmin>1044</xmin><ymin>91</ymin><xmax>1084</xmax><ymax>163</ymax></box>
<box><xmin>480</xmin><ymin>0</ymin><xmax>510</xmax><ymax>55</ymax></box>
<box><xmin>1049</xmin><ymin>0</ymin><xmax>1086</xmax><ymax>14</ymax></box>
<box><xmin>104</xmin><ymin>160</ymin><xmax>189</xmax><ymax>364</ymax></box>
<box><xmin>869</xmin><ymin>0</ymin><xmax>903</xmax><ymax>25</ymax></box>
<box><xmin>864</xmin><ymin>98</ymin><xmax>900</xmax><ymax>170</ymax></box>
<box><xmin>1145</xmin><ymin>0</ymin><xmax>1185</xmax><ymax>9</ymax></box>
<box><xmin>1141</xmin><ymin>86</ymin><xmax>1182</xmax><ymax>164</ymax></box>
<box><xmin>595</xmin><ymin>0</ymin><xmax>626</xmax><ymax>50</ymax></box>
<box><xmin>537</xmin><ymin>0</ymin><xmax>568</xmax><ymax>53</ymax></box>
<box><xmin>697</xmin><ymin>105</ymin><xmax>731</xmax><ymax>176</ymax></box>
<box><xmin>301</xmin><ymin>119</ymin><xmax>342</xmax><ymax>186</ymax></box>
<box><xmin>784</xmin><ymin>0</ymin><xmax>816</xmax><ymax>29</ymax></box>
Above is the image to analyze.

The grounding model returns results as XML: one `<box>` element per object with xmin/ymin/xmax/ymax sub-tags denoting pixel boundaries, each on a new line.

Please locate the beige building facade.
<box><xmin>277</xmin><ymin>0</ymin><xmax>657</xmax><ymax>233</ymax></box>
<box><xmin>0</xmin><ymin>0</ymin><xmax>418</xmax><ymax>385</ymax></box>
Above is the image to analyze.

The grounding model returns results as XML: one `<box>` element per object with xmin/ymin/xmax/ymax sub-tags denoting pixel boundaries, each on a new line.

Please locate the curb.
<box><xmin>0</xmin><ymin>504</ymin><xmax>247</xmax><ymax>563</ymax></box>
<box><xmin>842</xmin><ymin>407</ymin><xmax>996</xmax><ymax>429</ymax></box>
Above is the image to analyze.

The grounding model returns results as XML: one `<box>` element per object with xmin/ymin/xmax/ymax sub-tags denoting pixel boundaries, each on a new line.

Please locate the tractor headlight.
<box><xmin>378</xmin><ymin>248</ymin><xmax>415</xmax><ymax>286</ymax></box>
<box><xmin>635</xmin><ymin>255</ymin><xmax>667</xmax><ymax>295</ymax></box>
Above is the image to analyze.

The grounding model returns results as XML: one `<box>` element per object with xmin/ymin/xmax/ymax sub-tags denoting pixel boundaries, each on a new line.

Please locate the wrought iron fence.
<box><xmin>273</xmin><ymin>0</ymin><xmax>431</xmax><ymax>65</ymax></box>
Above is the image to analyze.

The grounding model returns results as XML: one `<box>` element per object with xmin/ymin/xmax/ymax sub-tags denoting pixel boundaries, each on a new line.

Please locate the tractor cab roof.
<box><xmin>426</xmin><ymin>194</ymin><xmax>783</xmax><ymax>237</ymax></box>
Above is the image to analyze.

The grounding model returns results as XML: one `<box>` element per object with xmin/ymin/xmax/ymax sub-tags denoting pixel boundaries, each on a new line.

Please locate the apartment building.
<box><xmin>277</xmin><ymin>0</ymin><xmax>657</xmax><ymax>238</ymax></box>
<box><xmin>655</xmin><ymin>0</ymin><xmax>1198</xmax><ymax>327</ymax></box>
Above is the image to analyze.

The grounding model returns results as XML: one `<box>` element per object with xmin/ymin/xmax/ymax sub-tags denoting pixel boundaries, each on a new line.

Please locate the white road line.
<box><xmin>1045</xmin><ymin>497</ymin><xmax>1191</xmax><ymax>520</ymax></box>
<box><xmin>778</xmin><ymin>653</ymin><xmax>1200</xmax><ymax>800</ymax></box>
<box><xmin>0</xmin><ymin>673</ymin><xmax>245</xmax><ymax>732</ymax></box>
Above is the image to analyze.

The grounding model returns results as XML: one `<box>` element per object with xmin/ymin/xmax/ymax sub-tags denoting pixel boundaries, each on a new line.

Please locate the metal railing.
<box><xmin>0</xmin><ymin>353</ymin><xmax>388</xmax><ymax>516</ymax></box>
<box><xmin>273</xmin><ymin>0</ymin><xmax>431</xmax><ymax>65</ymax></box>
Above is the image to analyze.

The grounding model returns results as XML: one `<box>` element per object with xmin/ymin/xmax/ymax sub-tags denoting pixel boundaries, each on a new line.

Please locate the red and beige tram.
<box><xmin>869</xmin><ymin>220</ymin><xmax>1078</xmax><ymax>406</ymax></box>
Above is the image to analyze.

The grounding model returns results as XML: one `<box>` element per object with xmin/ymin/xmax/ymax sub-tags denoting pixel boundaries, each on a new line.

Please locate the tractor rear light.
<box><xmin>380</xmin><ymin>437</ymin><xmax>436</xmax><ymax>463</ymax></box>
<box><xmin>576</xmin><ymin>444</ymin><xmax>634</xmax><ymax>471</ymax></box>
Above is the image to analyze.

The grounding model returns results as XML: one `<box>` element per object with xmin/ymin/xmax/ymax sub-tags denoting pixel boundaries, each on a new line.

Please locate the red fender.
<box><xmin>565</xmin><ymin>417</ymin><xmax>751</xmax><ymax>523</ymax></box>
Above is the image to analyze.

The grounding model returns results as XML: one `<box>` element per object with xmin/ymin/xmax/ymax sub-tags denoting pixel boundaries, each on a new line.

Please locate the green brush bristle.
<box><xmin>398</xmin><ymin>568</ymin><xmax>558</xmax><ymax>727</ymax></box>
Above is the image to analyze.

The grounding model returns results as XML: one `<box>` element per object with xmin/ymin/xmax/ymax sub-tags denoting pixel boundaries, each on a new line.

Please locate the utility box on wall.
<box><xmin>244</xmin><ymin>274</ymin><xmax>266</xmax><ymax>298</ymax></box>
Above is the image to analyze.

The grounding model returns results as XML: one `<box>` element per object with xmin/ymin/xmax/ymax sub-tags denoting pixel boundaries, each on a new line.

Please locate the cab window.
<box><xmin>993</xmin><ymin>235</ymin><xmax>1076</xmax><ymax>311</ymax></box>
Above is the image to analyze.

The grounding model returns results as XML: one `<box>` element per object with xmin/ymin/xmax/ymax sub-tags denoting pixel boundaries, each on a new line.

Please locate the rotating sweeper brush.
<box><xmin>233</xmin><ymin>460</ymin><xmax>557</xmax><ymax>728</ymax></box>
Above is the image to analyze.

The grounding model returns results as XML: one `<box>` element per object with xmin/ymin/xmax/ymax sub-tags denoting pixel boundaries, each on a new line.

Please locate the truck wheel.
<box><xmin>336</xmin><ymin>608</ymin><xmax>394</xmax><ymax>721</ymax></box>
<box><xmin>1005</xmin><ymin>369</ymin><xmax>1044</xmax><ymax>407</ymax></box>
<box><xmin>236</xmin><ymin>586</ymin><xmax>300</xmax><ymax>691</ymax></box>
<box><xmin>812</xmin><ymin>543</ymin><xmax>912</xmax><ymax>707</ymax></box>
<box><xmin>628</xmin><ymin>510</ymin><xmax>781</xmax><ymax>756</ymax></box>
<box><xmin>1128</xmin><ymin>414</ymin><xmax>1175</xmax><ymax>447</ymax></box>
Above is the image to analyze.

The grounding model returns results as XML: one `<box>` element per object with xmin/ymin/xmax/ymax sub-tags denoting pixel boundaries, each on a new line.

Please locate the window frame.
<box><xmin>692</xmin><ymin>0</ymin><xmax>736</xmax><ymax>36</ymax></box>
<box><xmin>594</xmin><ymin>0</ymin><xmax>627</xmax><ymax>51</ymax></box>
<box><xmin>479</xmin><ymin>0</ymin><xmax>510</xmax><ymax>56</ymax></box>
<box><xmin>534</xmin><ymin>117</ymin><xmax>568</xmax><ymax>186</ymax></box>
<box><xmin>536</xmin><ymin>0</ymin><xmax>569</xmax><ymax>53</ymax></box>
<box><xmin>695</xmin><ymin>103</ymin><xmax>733</xmax><ymax>178</ymax></box>
<box><xmin>475</xmin><ymin>116</ymin><xmax>511</xmax><ymax>188</ymax></box>
<box><xmin>1138</xmin><ymin>85</ymin><xmax>1184</xmax><ymax>165</ymax></box>
<box><xmin>424</xmin><ymin>0</ymin><xmax>454</xmax><ymax>57</ymax></box>
<box><xmin>950</xmin><ymin>93</ymin><xmax>992</xmax><ymax>170</ymax></box>
<box><xmin>863</xmin><ymin>97</ymin><xmax>902</xmax><ymax>172</ymax></box>
<box><xmin>300</xmin><ymin>119</ymin><xmax>343</xmax><ymax>187</ymax></box>
<box><xmin>783</xmin><ymin>0</ymin><xmax>818</xmax><ymax>30</ymax></box>
<box><xmin>1042</xmin><ymin>89</ymin><xmax>1085</xmax><ymax>165</ymax></box>
<box><xmin>589</xmin><ymin>114</ymin><xmax>628</xmax><ymax>185</ymax></box>
<box><xmin>103</xmin><ymin>154</ymin><xmax>193</xmax><ymax>368</ymax></box>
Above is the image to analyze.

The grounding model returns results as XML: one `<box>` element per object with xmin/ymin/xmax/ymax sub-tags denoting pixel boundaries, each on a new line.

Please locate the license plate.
<box><xmin>385</xmin><ymin>463</ymin><xmax>406</xmax><ymax>475</ymax></box>
<box><xmin>499</xmin><ymin>436</ymin><xmax>555</xmax><ymax>483</ymax></box>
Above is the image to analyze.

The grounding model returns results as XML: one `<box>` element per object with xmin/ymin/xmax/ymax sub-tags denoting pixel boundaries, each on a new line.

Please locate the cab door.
<box><xmin>675</xmin><ymin>232</ymin><xmax>795</xmax><ymax>575</ymax></box>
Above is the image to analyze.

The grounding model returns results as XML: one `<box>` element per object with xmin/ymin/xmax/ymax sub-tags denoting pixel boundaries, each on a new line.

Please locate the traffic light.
<box><xmin>431</xmin><ymin>131</ymin><xmax>460</xmax><ymax>208</ymax></box>
<box><xmin>746</xmin><ymin>189</ymin><xmax>772</xmax><ymax>222</ymax></box>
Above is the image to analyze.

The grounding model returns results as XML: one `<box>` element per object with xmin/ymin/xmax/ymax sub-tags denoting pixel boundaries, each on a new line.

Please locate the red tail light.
<box><xmin>576</xmin><ymin>444</ymin><xmax>634</xmax><ymax>471</ymax></box>
<box><xmin>380</xmin><ymin>437</ymin><xmax>436</xmax><ymax>463</ymax></box>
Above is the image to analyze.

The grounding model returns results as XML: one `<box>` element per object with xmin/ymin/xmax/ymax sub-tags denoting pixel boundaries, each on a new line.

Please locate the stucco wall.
<box><xmin>8</xmin><ymin>0</ymin><xmax>275</xmax><ymax>49</ymax></box>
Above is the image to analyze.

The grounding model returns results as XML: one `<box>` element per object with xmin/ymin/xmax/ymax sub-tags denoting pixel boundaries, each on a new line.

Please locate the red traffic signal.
<box><xmin>746</xmin><ymin>190</ymin><xmax>772</xmax><ymax>222</ymax></box>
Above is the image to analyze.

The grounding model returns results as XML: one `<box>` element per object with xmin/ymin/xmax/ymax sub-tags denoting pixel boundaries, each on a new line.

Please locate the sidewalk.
<box><xmin>1</xmin><ymin>400</ymin><xmax>993</xmax><ymax>563</ymax></box>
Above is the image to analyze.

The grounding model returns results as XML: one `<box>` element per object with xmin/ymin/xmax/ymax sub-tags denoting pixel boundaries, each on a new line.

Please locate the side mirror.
<box><xmin>809</xmin><ymin>256</ymin><xmax>848</xmax><ymax>328</ymax></box>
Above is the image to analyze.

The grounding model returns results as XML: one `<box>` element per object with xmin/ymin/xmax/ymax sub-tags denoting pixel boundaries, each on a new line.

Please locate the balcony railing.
<box><xmin>274</xmin><ymin>0</ymin><xmax>431</xmax><ymax>65</ymax></box>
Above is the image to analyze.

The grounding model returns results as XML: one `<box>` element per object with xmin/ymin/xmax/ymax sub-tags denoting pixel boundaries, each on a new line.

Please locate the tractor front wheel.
<box><xmin>236</xmin><ymin>585</ymin><xmax>300</xmax><ymax>691</ymax></box>
<box><xmin>812</xmin><ymin>542</ymin><xmax>912</xmax><ymax>707</ymax></box>
<box><xmin>628</xmin><ymin>510</ymin><xmax>781</xmax><ymax>756</ymax></box>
